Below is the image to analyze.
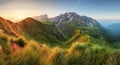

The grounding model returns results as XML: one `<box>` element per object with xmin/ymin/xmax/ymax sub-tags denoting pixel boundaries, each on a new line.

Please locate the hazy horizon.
<box><xmin>0</xmin><ymin>0</ymin><xmax>120</xmax><ymax>22</ymax></box>
<box><xmin>0</xmin><ymin>0</ymin><xmax>120</xmax><ymax>65</ymax></box>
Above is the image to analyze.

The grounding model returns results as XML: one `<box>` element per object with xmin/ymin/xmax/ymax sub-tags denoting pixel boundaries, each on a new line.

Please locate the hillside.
<box><xmin>0</xmin><ymin>17</ymin><xmax>20</xmax><ymax>36</ymax></box>
<box><xmin>51</xmin><ymin>12</ymin><xmax>117</xmax><ymax>43</ymax></box>
<box><xmin>17</xmin><ymin>17</ymin><xmax>65</xmax><ymax>45</ymax></box>
<box><xmin>0</xmin><ymin>12</ymin><xmax>120</xmax><ymax>65</ymax></box>
<box><xmin>34</xmin><ymin>12</ymin><xmax>101</xmax><ymax>38</ymax></box>
<box><xmin>1</xmin><ymin>27</ymin><xmax>120</xmax><ymax>65</ymax></box>
<box><xmin>0</xmin><ymin>12</ymin><xmax>114</xmax><ymax>45</ymax></box>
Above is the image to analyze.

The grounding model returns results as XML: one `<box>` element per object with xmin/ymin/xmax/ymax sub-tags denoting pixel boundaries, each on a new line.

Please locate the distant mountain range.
<box><xmin>0</xmin><ymin>12</ymin><xmax>118</xmax><ymax>45</ymax></box>
<box><xmin>34</xmin><ymin>12</ymin><xmax>101</xmax><ymax>27</ymax></box>
<box><xmin>33</xmin><ymin>14</ymin><xmax>49</xmax><ymax>21</ymax></box>
<box><xmin>33</xmin><ymin>12</ymin><xmax>102</xmax><ymax>38</ymax></box>
<box><xmin>106</xmin><ymin>23</ymin><xmax>120</xmax><ymax>35</ymax></box>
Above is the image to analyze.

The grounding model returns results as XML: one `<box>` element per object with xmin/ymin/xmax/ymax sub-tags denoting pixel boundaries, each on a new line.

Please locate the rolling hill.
<box><xmin>0</xmin><ymin>17</ymin><xmax>20</xmax><ymax>36</ymax></box>
<box><xmin>17</xmin><ymin>17</ymin><xmax>65</xmax><ymax>45</ymax></box>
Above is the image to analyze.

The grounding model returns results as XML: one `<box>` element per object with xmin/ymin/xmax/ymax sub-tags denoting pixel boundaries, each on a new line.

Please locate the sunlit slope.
<box><xmin>0</xmin><ymin>17</ymin><xmax>20</xmax><ymax>36</ymax></box>
<box><xmin>17</xmin><ymin>17</ymin><xmax>65</xmax><ymax>44</ymax></box>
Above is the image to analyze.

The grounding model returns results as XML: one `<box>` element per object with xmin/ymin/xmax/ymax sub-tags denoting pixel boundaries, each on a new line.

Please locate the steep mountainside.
<box><xmin>32</xmin><ymin>12</ymin><xmax>117</xmax><ymax>43</ymax></box>
<box><xmin>50</xmin><ymin>12</ymin><xmax>100</xmax><ymax>27</ymax></box>
<box><xmin>50</xmin><ymin>12</ymin><xmax>100</xmax><ymax>35</ymax></box>
<box><xmin>17</xmin><ymin>17</ymin><xmax>65</xmax><ymax>45</ymax></box>
<box><xmin>49</xmin><ymin>12</ymin><xmax>116</xmax><ymax>42</ymax></box>
<box><xmin>0</xmin><ymin>17</ymin><xmax>20</xmax><ymax>36</ymax></box>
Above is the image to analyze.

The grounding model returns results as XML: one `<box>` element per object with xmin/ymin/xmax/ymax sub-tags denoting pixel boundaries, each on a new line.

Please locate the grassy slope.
<box><xmin>76</xmin><ymin>27</ymin><xmax>118</xmax><ymax>43</ymax></box>
<box><xmin>17</xmin><ymin>18</ymin><xmax>65</xmax><ymax>46</ymax></box>
<box><xmin>0</xmin><ymin>28</ymin><xmax>120</xmax><ymax>65</ymax></box>
<box><xmin>0</xmin><ymin>17</ymin><xmax>119</xmax><ymax>65</ymax></box>
<box><xmin>0</xmin><ymin>18</ymin><xmax>20</xmax><ymax>36</ymax></box>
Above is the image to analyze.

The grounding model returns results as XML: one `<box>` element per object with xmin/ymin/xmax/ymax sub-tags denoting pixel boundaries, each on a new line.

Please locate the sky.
<box><xmin>0</xmin><ymin>0</ymin><xmax>120</xmax><ymax>22</ymax></box>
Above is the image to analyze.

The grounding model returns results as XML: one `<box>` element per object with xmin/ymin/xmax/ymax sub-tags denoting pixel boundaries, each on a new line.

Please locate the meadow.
<box><xmin>0</xmin><ymin>29</ymin><xmax>120</xmax><ymax>65</ymax></box>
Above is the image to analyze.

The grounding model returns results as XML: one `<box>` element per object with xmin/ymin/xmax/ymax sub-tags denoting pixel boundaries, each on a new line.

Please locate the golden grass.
<box><xmin>0</xmin><ymin>45</ymin><xmax>2</xmax><ymax>54</ymax></box>
<box><xmin>0</xmin><ymin>32</ymin><xmax>120</xmax><ymax>65</ymax></box>
<box><xmin>47</xmin><ymin>47</ymin><xmax>60</xmax><ymax>62</ymax></box>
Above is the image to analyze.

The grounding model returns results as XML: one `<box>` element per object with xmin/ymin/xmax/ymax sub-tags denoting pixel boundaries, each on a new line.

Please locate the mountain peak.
<box><xmin>58</xmin><ymin>12</ymin><xmax>80</xmax><ymax>20</ymax></box>
<box><xmin>33</xmin><ymin>14</ymin><xmax>49</xmax><ymax>21</ymax></box>
<box><xmin>17</xmin><ymin>17</ymin><xmax>44</xmax><ymax>27</ymax></box>
<box><xmin>20</xmin><ymin>17</ymin><xmax>34</xmax><ymax>22</ymax></box>
<box><xmin>0</xmin><ymin>17</ymin><xmax>5</xmax><ymax>21</ymax></box>
<box><xmin>61</xmin><ymin>12</ymin><xmax>80</xmax><ymax>17</ymax></box>
<box><xmin>50</xmin><ymin>12</ymin><xmax>101</xmax><ymax>27</ymax></box>
<box><xmin>23</xmin><ymin>17</ymin><xmax>33</xmax><ymax>20</ymax></box>
<box><xmin>34</xmin><ymin>14</ymin><xmax>48</xmax><ymax>18</ymax></box>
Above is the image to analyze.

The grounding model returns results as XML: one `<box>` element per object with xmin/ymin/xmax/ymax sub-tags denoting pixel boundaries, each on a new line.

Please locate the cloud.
<box><xmin>0</xmin><ymin>0</ymin><xmax>11</xmax><ymax>4</ymax></box>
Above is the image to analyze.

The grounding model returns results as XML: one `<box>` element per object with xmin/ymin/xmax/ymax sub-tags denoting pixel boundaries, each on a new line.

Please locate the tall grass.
<box><xmin>0</xmin><ymin>31</ymin><xmax>120</xmax><ymax>65</ymax></box>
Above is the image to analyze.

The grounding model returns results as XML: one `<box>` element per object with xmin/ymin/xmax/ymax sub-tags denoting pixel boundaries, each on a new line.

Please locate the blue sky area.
<box><xmin>0</xmin><ymin>0</ymin><xmax>120</xmax><ymax>22</ymax></box>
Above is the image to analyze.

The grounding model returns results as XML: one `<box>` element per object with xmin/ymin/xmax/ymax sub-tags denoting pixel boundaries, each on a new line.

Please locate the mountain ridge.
<box><xmin>33</xmin><ymin>14</ymin><xmax>49</xmax><ymax>21</ymax></box>
<box><xmin>0</xmin><ymin>17</ymin><xmax>20</xmax><ymax>36</ymax></box>
<box><xmin>106</xmin><ymin>23</ymin><xmax>120</xmax><ymax>35</ymax></box>
<box><xmin>0</xmin><ymin>12</ymin><xmax>118</xmax><ymax>44</ymax></box>
<box><xmin>30</xmin><ymin>12</ymin><xmax>118</xmax><ymax>43</ymax></box>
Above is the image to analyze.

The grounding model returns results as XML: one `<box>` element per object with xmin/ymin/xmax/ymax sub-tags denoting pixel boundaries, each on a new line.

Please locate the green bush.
<box><xmin>16</xmin><ymin>38</ymin><xmax>26</xmax><ymax>47</ymax></box>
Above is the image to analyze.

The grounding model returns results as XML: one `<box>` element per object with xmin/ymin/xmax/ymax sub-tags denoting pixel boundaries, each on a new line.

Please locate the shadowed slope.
<box><xmin>17</xmin><ymin>17</ymin><xmax>65</xmax><ymax>45</ymax></box>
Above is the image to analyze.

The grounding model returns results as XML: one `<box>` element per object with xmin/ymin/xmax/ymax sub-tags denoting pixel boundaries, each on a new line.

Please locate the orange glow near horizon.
<box><xmin>0</xmin><ymin>10</ymin><xmax>41</xmax><ymax>22</ymax></box>
<box><xmin>0</xmin><ymin>9</ymin><xmax>56</xmax><ymax>22</ymax></box>
<box><xmin>0</xmin><ymin>0</ymin><xmax>120</xmax><ymax>22</ymax></box>
<box><xmin>1</xmin><ymin>10</ymin><xmax>120</xmax><ymax>22</ymax></box>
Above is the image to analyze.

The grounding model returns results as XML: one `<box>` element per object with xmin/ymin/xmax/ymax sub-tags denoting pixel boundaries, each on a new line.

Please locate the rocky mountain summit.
<box><xmin>50</xmin><ymin>12</ymin><xmax>100</xmax><ymax>27</ymax></box>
